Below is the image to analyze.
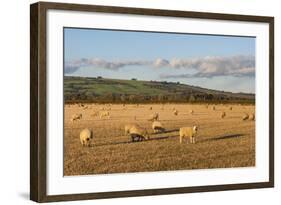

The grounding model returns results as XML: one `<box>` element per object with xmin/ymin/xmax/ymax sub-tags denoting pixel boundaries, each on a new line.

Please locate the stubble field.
<box><xmin>64</xmin><ymin>103</ymin><xmax>255</xmax><ymax>176</ymax></box>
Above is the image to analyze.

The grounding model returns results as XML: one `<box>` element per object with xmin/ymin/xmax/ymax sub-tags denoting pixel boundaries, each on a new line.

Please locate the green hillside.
<box><xmin>64</xmin><ymin>76</ymin><xmax>255</xmax><ymax>104</ymax></box>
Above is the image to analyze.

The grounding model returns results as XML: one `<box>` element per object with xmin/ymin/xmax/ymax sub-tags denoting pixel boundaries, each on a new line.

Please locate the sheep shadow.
<box><xmin>201</xmin><ymin>133</ymin><xmax>245</xmax><ymax>143</ymax></box>
<box><xmin>162</xmin><ymin>128</ymin><xmax>179</xmax><ymax>134</ymax></box>
<box><xmin>149</xmin><ymin>134</ymin><xmax>179</xmax><ymax>141</ymax></box>
<box><xmin>91</xmin><ymin>133</ymin><xmax>179</xmax><ymax>147</ymax></box>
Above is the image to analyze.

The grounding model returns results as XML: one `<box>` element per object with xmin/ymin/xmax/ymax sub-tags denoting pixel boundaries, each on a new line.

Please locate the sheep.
<box><xmin>80</xmin><ymin>128</ymin><xmax>93</xmax><ymax>147</ymax></box>
<box><xmin>179</xmin><ymin>126</ymin><xmax>198</xmax><ymax>144</ymax></box>
<box><xmin>152</xmin><ymin>121</ymin><xmax>165</xmax><ymax>133</ymax></box>
<box><xmin>221</xmin><ymin>111</ymin><xmax>226</xmax><ymax>119</ymax></box>
<box><xmin>249</xmin><ymin>113</ymin><xmax>255</xmax><ymax>121</ymax></box>
<box><xmin>99</xmin><ymin>111</ymin><xmax>110</xmax><ymax>119</ymax></box>
<box><xmin>129</xmin><ymin>124</ymin><xmax>150</xmax><ymax>141</ymax></box>
<box><xmin>148</xmin><ymin>113</ymin><xmax>159</xmax><ymax>121</ymax></box>
<box><xmin>174</xmin><ymin>109</ymin><xmax>178</xmax><ymax>116</ymax></box>
<box><xmin>71</xmin><ymin>113</ymin><xmax>82</xmax><ymax>122</ymax></box>
<box><xmin>242</xmin><ymin>113</ymin><xmax>249</xmax><ymax>121</ymax></box>
<box><xmin>190</xmin><ymin>110</ymin><xmax>194</xmax><ymax>115</ymax></box>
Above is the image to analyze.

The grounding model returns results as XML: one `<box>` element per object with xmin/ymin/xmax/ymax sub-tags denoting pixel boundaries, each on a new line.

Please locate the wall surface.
<box><xmin>0</xmin><ymin>0</ymin><xmax>279</xmax><ymax>204</ymax></box>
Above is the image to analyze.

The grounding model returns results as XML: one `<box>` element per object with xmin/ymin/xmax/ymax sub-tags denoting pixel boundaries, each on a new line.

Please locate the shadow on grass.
<box><xmin>91</xmin><ymin>131</ymin><xmax>179</xmax><ymax>147</ymax></box>
<box><xmin>201</xmin><ymin>133</ymin><xmax>245</xmax><ymax>143</ymax></box>
<box><xmin>162</xmin><ymin>128</ymin><xmax>179</xmax><ymax>133</ymax></box>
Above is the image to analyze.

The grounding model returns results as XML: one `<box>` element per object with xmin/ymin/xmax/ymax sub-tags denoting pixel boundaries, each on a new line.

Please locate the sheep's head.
<box><xmin>193</xmin><ymin>126</ymin><xmax>198</xmax><ymax>133</ymax></box>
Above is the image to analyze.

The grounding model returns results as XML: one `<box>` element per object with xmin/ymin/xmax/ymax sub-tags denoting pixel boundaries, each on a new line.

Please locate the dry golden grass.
<box><xmin>64</xmin><ymin>103</ymin><xmax>255</xmax><ymax>176</ymax></box>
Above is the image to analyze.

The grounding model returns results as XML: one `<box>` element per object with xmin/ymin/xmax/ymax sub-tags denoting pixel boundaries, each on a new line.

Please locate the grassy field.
<box><xmin>64</xmin><ymin>76</ymin><xmax>255</xmax><ymax>103</ymax></box>
<box><xmin>64</xmin><ymin>103</ymin><xmax>255</xmax><ymax>176</ymax></box>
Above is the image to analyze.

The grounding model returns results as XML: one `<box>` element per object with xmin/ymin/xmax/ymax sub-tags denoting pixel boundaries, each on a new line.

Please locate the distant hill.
<box><xmin>64</xmin><ymin>76</ymin><xmax>255</xmax><ymax>104</ymax></box>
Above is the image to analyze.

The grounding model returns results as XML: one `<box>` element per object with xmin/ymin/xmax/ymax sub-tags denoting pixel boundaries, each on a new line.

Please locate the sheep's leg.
<box><xmin>180</xmin><ymin>135</ymin><xmax>182</xmax><ymax>144</ymax></box>
<box><xmin>190</xmin><ymin>136</ymin><xmax>195</xmax><ymax>144</ymax></box>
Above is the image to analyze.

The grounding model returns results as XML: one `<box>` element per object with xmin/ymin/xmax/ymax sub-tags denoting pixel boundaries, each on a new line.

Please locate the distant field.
<box><xmin>64</xmin><ymin>103</ymin><xmax>255</xmax><ymax>176</ymax></box>
<box><xmin>64</xmin><ymin>76</ymin><xmax>255</xmax><ymax>103</ymax></box>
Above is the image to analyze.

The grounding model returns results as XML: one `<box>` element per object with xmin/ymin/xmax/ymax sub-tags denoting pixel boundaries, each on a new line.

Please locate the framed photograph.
<box><xmin>30</xmin><ymin>1</ymin><xmax>274</xmax><ymax>202</ymax></box>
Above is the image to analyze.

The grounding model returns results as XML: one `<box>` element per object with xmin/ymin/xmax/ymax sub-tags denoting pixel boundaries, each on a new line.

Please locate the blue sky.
<box><xmin>64</xmin><ymin>28</ymin><xmax>255</xmax><ymax>93</ymax></box>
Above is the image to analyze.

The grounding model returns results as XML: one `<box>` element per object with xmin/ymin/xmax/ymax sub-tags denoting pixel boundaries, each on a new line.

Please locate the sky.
<box><xmin>64</xmin><ymin>28</ymin><xmax>256</xmax><ymax>93</ymax></box>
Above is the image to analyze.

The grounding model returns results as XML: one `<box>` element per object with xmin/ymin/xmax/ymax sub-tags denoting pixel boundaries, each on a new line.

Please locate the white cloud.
<box><xmin>65</xmin><ymin>55</ymin><xmax>255</xmax><ymax>78</ymax></box>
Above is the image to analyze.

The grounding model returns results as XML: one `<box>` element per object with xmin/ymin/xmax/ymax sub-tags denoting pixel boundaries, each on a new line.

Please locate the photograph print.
<box><xmin>63</xmin><ymin>28</ymin><xmax>255</xmax><ymax>176</ymax></box>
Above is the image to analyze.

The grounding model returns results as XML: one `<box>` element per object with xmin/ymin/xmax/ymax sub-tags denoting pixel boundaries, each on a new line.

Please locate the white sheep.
<box><xmin>249</xmin><ymin>113</ymin><xmax>255</xmax><ymax>121</ymax></box>
<box><xmin>80</xmin><ymin>128</ymin><xmax>93</xmax><ymax>146</ymax></box>
<box><xmin>152</xmin><ymin>121</ymin><xmax>165</xmax><ymax>133</ymax></box>
<box><xmin>179</xmin><ymin>126</ymin><xmax>198</xmax><ymax>144</ymax></box>
<box><xmin>242</xmin><ymin>113</ymin><xmax>249</xmax><ymax>121</ymax></box>
<box><xmin>99</xmin><ymin>111</ymin><xmax>110</xmax><ymax>119</ymax></box>
<box><xmin>148</xmin><ymin>113</ymin><xmax>159</xmax><ymax>121</ymax></box>
<box><xmin>71</xmin><ymin>113</ymin><xmax>82</xmax><ymax>122</ymax></box>
<box><xmin>129</xmin><ymin>124</ymin><xmax>150</xmax><ymax>141</ymax></box>
<box><xmin>221</xmin><ymin>111</ymin><xmax>226</xmax><ymax>119</ymax></box>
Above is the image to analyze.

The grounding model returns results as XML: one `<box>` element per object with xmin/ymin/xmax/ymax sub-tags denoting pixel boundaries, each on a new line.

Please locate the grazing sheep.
<box><xmin>80</xmin><ymin>128</ymin><xmax>93</xmax><ymax>146</ymax></box>
<box><xmin>249</xmin><ymin>113</ymin><xmax>255</xmax><ymax>121</ymax></box>
<box><xmin>148</xmin><ymin>113</ymin><xmax>159</xmax><ymax>121</ymax></box>
<box><xmin>129</xmin><ymin>124</ymin><xmax>150</xmax><ymax>140</ymax></box>
<box><xmin>179</xmin><ymin>126</ymin><xmax>198</xmax><ymax>144</ymax></box>
<box><xmin>152</xmin><ymin>121</ymin><xmax>165</xmax><ymax>133</ymax></box>
<box><xmin>190</xmin><ymin>110</ymin><xmax>194</xmax><ymax>115</ymax></box>
<box><xmin>242</xmin><ymin>113</ymin><xmax>249</xmax><ymax>121</ymax></box>
<box><xmin>174</xmin><ymin>109</ymin><xmax>178</xmax><ymax>116</ymax></box>
<box><xmin>221</xmin><ymin>111</ymin><xmax>226</xmax><ymax>119</ymax></box>
<box><xmin>71</xmin><ymin>113</ymin><xmax>82</xmax><ymax>122</ymax></box>
<box><xmin>99</xmin><ymin>111</ymin><xmax>110</xmax><ymax>119</ymax></box>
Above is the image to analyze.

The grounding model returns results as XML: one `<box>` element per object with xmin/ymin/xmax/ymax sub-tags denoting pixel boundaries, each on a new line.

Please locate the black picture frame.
<box><xmin>30</xmin><ymin>1</ymin><xmax>274</xmax><ymax>202</ymax></box>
